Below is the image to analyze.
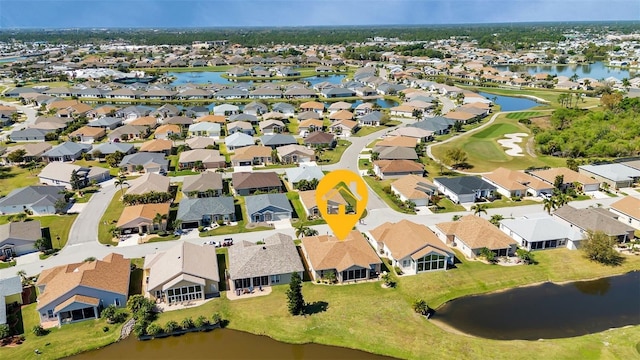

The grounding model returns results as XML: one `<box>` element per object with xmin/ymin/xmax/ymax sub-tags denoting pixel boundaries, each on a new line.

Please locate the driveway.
<box><xmin>64</xmin><ymin>179</ymin><xmax>117</xmax><ymax>246</ymax></box>
<box><xmin>0</xmin><ymin>100</ymin><xmax>38</xmax><ymax>141</ymax></box>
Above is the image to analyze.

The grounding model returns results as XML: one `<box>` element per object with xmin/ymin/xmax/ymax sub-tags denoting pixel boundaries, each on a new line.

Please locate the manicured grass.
<box><xmin>0</xmin><ymin>165</ymin><xmax>40</xmax><ymax>197</ymax></box>
<box><xmin>505</xmin><ymin>111</ymin><xmax>542</xmax><ymax>119</ymax></box>
<box><xmin>358</xmin><ymin>158</ymin><xmax>371</xmax><ymax>170</ymax></box>
<box><xmin>287</xmin><ymin>118</ymin><xmax>299</xmax><ymax>134</ymax></box>
<box><xmin>484</xmin><ymin>197</ymin><xmax>539</xmax><ymax>209</ymax></box>
<box><xmin>431</xmin><ymin>114</ymin><xmax>567</xmax><ymax>173</ymax></box>
<box><xmin>97</xmin><ymin>191</ymin><xmax>126</xmax><ymax>246</ymax></box>
<box><xmin>0</xmin><ymin>260</ymin><xmax>16</xmax><ymax>269</ymax></box>
<box><xmin>0</xmin><ymin>215</ymin><xmax>77</xmax><ymax>249</ymax></box>
<box><xmin>286</xmin><ymin>191</ymin><xmax>326</xmax><ymax>227</ymax></box>
<box><xmin>317</xmin><ymin>140</ymin><xmax>350</xmax><ymax>165</ymax></box>
<box><xmin>253</xmin><ymin>163</ymin><xmax>298</xmax><ymax>170</ymax></box>
<box><xmin>0</xmin><ymin>303</ymin><xmax>124</xmax><ymax>360</ymax></box>
<box><xmin>169</xmin><ymin>169</ymin><xmax>199</xmax><ymax>176</ymax></box>
<box><xmin>363</xmin><ymin>176</ymin><xmax>415</xmax><ymax>214</ymax></box>
<box><xmin>352</xmin><ymin>121</ymin><xmax>401</xmax><ymax>137</ymax></box>
<box><xmin>148</xmin><ymin>248</ymin><xmax>640</xmax><ymax>360</ymax></box>
<box><xmin>432</xmin><ymin>198</ymin><xmax>466</xmax><ymax>213</ymax></box>
<box><xmin>199</xmin><ymin>197</ymin><xmax>271</xmax><ymax>237</ymax></box>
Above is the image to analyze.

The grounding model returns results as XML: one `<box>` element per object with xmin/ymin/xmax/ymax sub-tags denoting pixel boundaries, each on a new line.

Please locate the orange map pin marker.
<box><xmin>315</xmin><ymin>170</ymin><xmax>368</xmax><ymax>241</ymax></box>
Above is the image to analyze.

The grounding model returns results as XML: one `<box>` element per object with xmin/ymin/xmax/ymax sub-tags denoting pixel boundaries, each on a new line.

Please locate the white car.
<box><xmin>203</xmin><ymin>240</ymin><xmax>218</xmax><ymax>247</ymax></box>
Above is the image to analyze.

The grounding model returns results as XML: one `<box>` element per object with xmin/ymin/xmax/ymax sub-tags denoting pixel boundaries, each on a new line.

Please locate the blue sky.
<box><xmin>0</xmin><ymin>0</ymin><xmax>637</xmax><ymax>28</ymax></box>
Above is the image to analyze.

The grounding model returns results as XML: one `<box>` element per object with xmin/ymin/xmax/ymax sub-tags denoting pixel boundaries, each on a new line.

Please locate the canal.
<box><xmin>69</xmin><ymin>328</ymin><xmax>396</xmax><ymax>360</ymax></box>
<box><xmin>434</xmin><ymin>272</ymin><xmax>640</xmax><ymax>340</ymax></box>
<box><xmin>477</xmin><ymin>91</ymin><xmax>539</xmax><ymax>111</ymax></box>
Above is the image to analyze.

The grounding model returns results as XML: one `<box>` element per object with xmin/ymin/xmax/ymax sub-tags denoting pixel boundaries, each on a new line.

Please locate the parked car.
<box><xmin>203</xmin><ymin>240</ymin><xmax>219</xmax><ymax>247</ymax></box>
<box><xmin>222</xmin><ymin>238</ymin><xmax>234</xmax><ymax>247</ymax></box>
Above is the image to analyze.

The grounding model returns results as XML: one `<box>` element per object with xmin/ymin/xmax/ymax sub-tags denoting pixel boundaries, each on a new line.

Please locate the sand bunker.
<box><xmin>497</xmin><ymin>133</ymin><xmax>528</xmax><ymax>157</ymax></box>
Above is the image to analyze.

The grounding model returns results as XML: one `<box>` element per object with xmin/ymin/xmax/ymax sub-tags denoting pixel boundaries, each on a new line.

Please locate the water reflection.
<box><xmin>573</xmin><ymin>277</ymin><xmax>611</xmax><ymax>296</ymax></box>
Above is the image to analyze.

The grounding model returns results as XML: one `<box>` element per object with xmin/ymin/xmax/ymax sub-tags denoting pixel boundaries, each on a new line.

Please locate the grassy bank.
<box><xmin>149</xmin><ymin>248</ymin><xmax>640</xmax><ymax>360</ymax></box>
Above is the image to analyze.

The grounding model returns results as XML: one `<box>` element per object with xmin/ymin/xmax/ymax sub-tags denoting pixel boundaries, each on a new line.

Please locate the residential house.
<box><xmin>213</xmin><ymin>104</ymin><xmax>240</xmax><ymax>116</ymax></box>
<box><xmin>578</xmin><ymin>164</ymin><xmax>640</xmax><ymax>190</ymax></box>
<box><xmin>143</xmin><ymin>242</ymin><xmax>219</xmax><ymax>304</ymax></box>
<box><xmin>434</xmin><ymin>215</ymin><xmax>517</xmax><ymax>259</ymax></box>
<box><xmin>0</xmin><ymin>220</ymin><xmax>42</xmax><ymax>257</ymax></box>
<box><xmin>373</xmin><ymin>160</ymin><xmax>424</xmax><ymax>179</ymax></box>
<box><xmin>0</xmin><ymin>277</ymin><xmax>22</xmax><ymax>325</ymax></box>
<box><xmin>297</xmin><ymin>111</ymin><xmax>322</xmax><ymax>121</ymax></box>
<box><xmin>244</xmin><ymin>193</ymin><xmax>293</xmax><ymax>223</ymax></box>
<box><xmin>177</xmin><ymin>196</ymin><xmax>235</xmax><ymax>228</ymax></box>
<box><xmin>188</xmin><ymin>122</ymin><xmax>221</xmax><ymax>138</ymax></box>
<box><xmin>229</xmin><ymin>114</ymin><xmax>259</xmax><ymax>125</ymax></box>
<box><xmin>327</xmin><ymin>101</ymin><xmax>352</xmax><ymax>114</ymax></box>
<box><xmin>260</xmin><ymin>134</ymin><xmax>297</xmax><ymax>149</ymax></box>
<box><xmin>376</xmin><ymin>146</ymin><xmax>419</xmax><ymax>161</ymax></box>
<box><xmin>0</xmin><ymin>186</ymin><xmax>66</xmax><ymax>215</ymax></box>
<box><xmin>304</xmin><ymin>131</ymin><xmax>335</xmax><ymax>148</ymax></box>
<box><xmin>227</xmin><ymin>121</ymin><xmax>255</xmax><ymax>136</ymax></box>
<box><xmin>330</xmin><ymin>119</ymin><xmax>359</xmax><ymax>137</ymax></box>
<box><xmin>139</xmin><ymin>139</ymin><xmax>173</xmax><ymax>155</ymax></box>
<box><xmin>42</xmin><ymin>142</ymin><xmax>92</xmax><ymax>162</ymax></box>
<box><xmin>182</xmin><ymin>172</ymin><xmax>224</xmax><ymax>198</ymax></box>
<box><xmin>434</xmin><ymin>176</ymin><xmax>496</xmax><ymax>204</ymax></box>
<box><xmin>609</xmin><ymin>196</ymin><xmax>640</xmax><ymax>230</ymax></box>
<box><xmin>328</xmin><ymin>109</ymin><xmax>354</xmax><ymax>122</ymax></box>
<box><xmin>358</xmin><ymin>111</ymin><xmax>384</xmax><ymax>126</ymax></box>
<box><xmin>87</xmin><ymin>117</ymin><xmax>122</xmax><ymax>130</ymax></box>
<box><xmin>298</xmin><ymin>189</ymin><xmax>347</xmax><ymax>218</ymax></box>
<box><xmin>36</xmin><ymin>253</ymin><xmax>130</xmax><ymax>326</ymax></box>
<box><xmin>125</xmin><ymin>172</ymin><xmax>170</xmax><ymax>195</ymax></box>
<box><xmin>391</xmin><ymin>175</ymin><xmax>436</xmax><ymax>207</ymax></box>
<box><xmin>284</xmin><ymin>165</ymin><xmax>324</xmax><ymax>189</ymax></box>
<box><xmin>119</xmin><ymin>152</ymin><xmax>169</xmax><ymax>174</ymax></box>
<box><xmin>228</xmin><ymin>233</ymin><xmax>304</xmax><ymax>292</ymax></box>
<box><xmin>107</xmin><ymin>125</ymin><xmax>149</xmax><ymax>142</ymax></box>
<box><xmin>299</xmin><ymin>101</ymin><xmax>324</xmax><ymax>114</ymax></box>
<box><xmin>68</xmin><ymin>126</ymin><xmax>106</xmax><ymax>143</ymax></box>
<box><xmin>443</xmin><ymin>111</ymin><xmax>478</xmax><ymax>124</ymax></box>
<box><xmin>116</xmin><ymin>203</ymin><xmax>171</xmax><ymax>234</ymax></box>
<box><xmin>529</xmin><ymin>167</ymin><xmax>600</xmax><ymax>192</ymax></box>
<box><xmin>90</xmin><ymin>142</ymin><xmax>135</xmax><ymax>158</ymax></box>
<box><xmin>387</xmin><ymin>127</ymin><xmax>434</xmax><ymax>143</ymax></box>
<box><xmin>185</xmin><ymin>136</ymin><xmax>216</xmax><ymax>150</ymax></box>
<box><xmin>482</xmin><ymin>167</ymin><xmax>554</xmax><ymax>198</ymax></box>
<box><xmin>232</xmin><ymin>172</ymin><xmax>282</xmax><ymax>196</ymax></box>
<box><xmin>298</xmin><ymin>119</ymin><xmax>324</xmax><ymax>137</ymax></box>
<box><xmin>553</xmin><ymin>205</ymin><xmax>635</xmax><ymax>243</ymax></box>
<box><xmin>272</xmin><ymin>102</ymin><xmax>296</xmax><ymax>117</ymax></box>
<box><xmin>500</xmin><ymin>214</ymin><xmax>585</xmax><ymax>251</ymax></box>
<box><xmin>39</xmin><ymin>162</ymin><xmax>109</xmax><ymax>189</ymax></box>
<box><xmin>258</xmin><ymin>120</ymin><xmax>286</xmax><ymax>135</ymax></box>
<box><xmin>230</xmin><ymin>145</ymin><xmax>272</xmax><ymax>167</ymax></box>
<box><xmin>368</xmin><ymin>220</ymin><xmax>454</xmax><ymax>275</ymax></box>
<box><xmin>129</xmin><ymin>116</ymin><xmax>159</xmax><ymax>129</ymax></box>
<box><xmin>225</xmin><ymin>132</ymin><xmax>255</xmax><ymax>151</ymax></box>
<box><xmin>178</xmin><ymin>149</ymin><xmax>226</xmax><ymax>169</ymax></box>
<box><xmin>153</xmin><ymin>124</ymin><xmax>181</xmax><ymax>140</ymax></box>
<box><xmin>276</xmin><ymin>144</ymin><xmax>315</xmax><ymax>164</ymax></box>
<box><xmin>1</xmin><ymin>143</ymin><xmax>52</xmax><ymax>164</ymax></box>
<box><xmin>244</xmin><ymin>101</ymin><xmax>268</xmax><ymax>116</ymax></box>
<box><xmin>410</xmin><ymin>117</ymin><xmax>454</xmax><ymax>135</ymax></box>
<box><xmin>301</xmin><ymin>231</ymin><xmax>382</xmax><ymax>283</ymax></box>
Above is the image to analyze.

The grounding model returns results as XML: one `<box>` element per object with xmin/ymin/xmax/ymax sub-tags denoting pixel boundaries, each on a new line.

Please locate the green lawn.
<box><xmin>199</xmin><ymin>197</ymin><xmax>271</xmax><ymax>237</ymax></box>
<box><xmin>358</xmin><ymin>158</ymin><xmax>371</xmax><ymax>170</ymax></box>
<box><xmin>317</xmin><ymin>140</ymin><xmax>351</xmax><ymax>165</ymax></box>
<box><xmin>431</xmin><ymin>114</ymin><xmax>567</xmax><ymax>173</ymax></box>
<box><xmin>147</xmin><ymin>248</ymin><xmax>640</xmax><ymax>360</ymax></box>
<box><xmin>0</xmin><ymin>214</ymin><xmax>77</xmax><ymax>249</ymax></box>
<box><xmin>287</xmin><ymin>118</ymin><xmax>299</xmax><ymax>134</ymax></box>
<box><xmin>0</xmin><ymin>303</ymin><xmax>124</xmax><ymax>360</ymax></box>
<box><xmin>505</xmin><ymin>111</ymin><xmax>542</xmax><ymax>119</ymax></box>
<box><xmin>431</xmin><ymin>198</ymin><xmax>466</xmax><ymax>213</ymax></box>
<box><xmin>363</xmin><ymin>176</ymin><xmax>415</xmax><ymax>214</ymax></box>
<box><xmin>484</xmin><ymin>197</ymin><xmax>539</xmax><ymax>209</ymax></box>
<box><xmin>0</xmin><ymin>165</ymin><xmax>40</xmax><ymax>197</ymax></box>
<box><xmin>287</xmin><ymin>191</ymin><xmax>326</xmax><ymax>227</ymax></box>
<box><xmin>97</xmin><ymin>191</ymin><xmax>126</xmax><ymax>245</ymax></box>
<box><xmin>352</xmin><ymin>121</ymin><xmax>401</xmax><ymax>137</ymax></box>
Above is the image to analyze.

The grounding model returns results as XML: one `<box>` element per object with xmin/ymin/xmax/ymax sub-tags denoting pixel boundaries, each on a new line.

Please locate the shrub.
<box><xmin>412</xmin><ymin>299</ymin><xmax>428</xmax><ymax>315</ymax></box>
<box><xmin>0</xmin><ymin>324</ymin><xmax>10</xmax><ymax>339</ymax></box>
<box><xmin>198</xmin><ymin>226</ymin><xmax>204</xmax><ymax>232</ymax></box>
<box><xmin>164</xmin><ymin>320</ymin><xmax>180</xmax><ymax>333</ymax></box>
<box><xmin>32</xmin><ymin>325</ymin><xmax>48</xmax><ymax>336</ymax></box>
<box><xmin>181</xmin><ymin>317</ymin><xmax>195</xmax><ymax>329</ymax></box>
<box><xmin>146</xmin><ymin>323</ymin><xmax>163</xmax><ymax>336</ymax></box>
<box><xmin>394</xmin><ymin>266</ymin><xmax>403</xmax><ymax>275</ymax></box>
<box><xmin>102</xmin><ymin>326</ymin><xmax>109</xmax><ymax>333</ymax></box>
<box><xmin>133</xmin><ymin>321</ymin><xmax>148</xmax><ymax>337</ymax></box>
<box><xmin>211</xmin><ymin>313</ymin><xmax>222</xmax><ymax>325</ymax></box>
<box><xmin>194</xmin><ymin>315</ymin><xmax>209</xmax><ymax>328</ymax></box>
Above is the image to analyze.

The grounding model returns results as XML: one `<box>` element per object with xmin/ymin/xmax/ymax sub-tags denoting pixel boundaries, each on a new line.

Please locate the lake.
<box><xmin>169</xmin><ymin>72</ymin><xmax>346</xmax><ymax>87</ymax></box>
<box><xmin>69</xmin><ymin>328</ymin><xmax>395</xmax><ymax>360</ymax></box>
<box><xmin>434</xmin><ymin>271</ymin><xmax>640</xmax><ymax>340</ymax></box>
<box><xmin>477</xmin><ymin>91</ymin><xmax>539</xmax><ymax>111</ymax></box>
<box><xmin>494</xmin><ymin>61</ymin><xmax>635</xmax><ymax>81</ymax></box>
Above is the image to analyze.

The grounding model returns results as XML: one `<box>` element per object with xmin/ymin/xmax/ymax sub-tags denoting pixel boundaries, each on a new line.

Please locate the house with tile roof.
<box><xmin>368</xmin><ymin>220</ymin><xmax>454</xmax><ymax>275</ymax></box>
<box><xmin>177</xmin><ymin>196</ymin><xmax>235</xmax><ymax>228</ymax></box>
<box><xmin>188</xmin><ymin>122</ymin><xmax>221</xmax><ymax>138</ymax></box>
<box><xmin>125</xmin><ymin>172</ymin><xmax>170</xmax><ymax>195</ymax></box>
<box><xmin>482</xmin><ymin>167</ymin><xmax>554</xmax><ymax>198</ymax></box>
<box><xmin>182</xmin><ymin>172</ymin><xmax>223</xmax><ymax>198</ymax></box>
<box><xmin>1</xmin><ymin>143</ymin><xmax>52</xmax><ymax>164</ymax></box>
<box><xmin>153</xmin><ymin>124</ymin><xmax>181</xmax><ymax>140</ymax></box>
<box><xmin>434</xmin><ymin>215</ymin><xmax>517</xmax><ymax>259</ymax></box>
<box><xmin>230</xmin><ymin>145</ymin><xmax>272</xmax><ymax>167</ymax></box>
<box><xmin>178</xmin><ymin>149</ymin><xmax>226</xmax><ymax>169</ymax></box>
<box><xmin>139</xmin><ymin>139</ymin><xmax>173</xmax><ymax>155</ymax></box>
<box><xmin>301</xmin><ymin>230</ymin><xmax>381</xmax><ymax>283</ymax></box>
<box><xmin>232</xmin><ymin>172</ymin><xmax>282</xmax><ymax>196</ymax></box>
<box><xmin>39</xmin><ymin>162</ymin><xmax>110</xmax><ymax>189</ymax></box>
<box><xmin>107</xmin><ymin>124</ymin><xmax>149</xmax><ymax>142</ymax></box>
<box><xmin>298</xmin><ymin>189</ymin><xmax>347</xmax><ymax>218</ymax></box>
<box><xmin>185</xmin><ymin>136</ymin><xmax>216</xmax><ymax>150</ymax></box>
<box><xmin>0</xmin><ymin>186</ymin><xmax>66</xmax><ymax>215</ymax></box>
<box><xmin>36</xmin><ymin>253</ymin><xmax>130</xmax><ymax>326</ymax></box>
<box><xmin>528</xmin><ymin>167</ymin><xmax>600</xmax><ymax>192</ymax></box>
<box><xmin>0</xmin><ymin>220</ymin><xmax>42</xmax><ymax>257</ymax></box>
<box><xmin>258</xmin><ymin>120</ymin><xmax>286</xmax><ymax>135</ymax></box>
<box><xmin>500</xmin><ymin>213</ymin><xmax>584</xmax><ymax>251</ymax></box>
<box><xmin>69</xmin><ymin>126</ymin><xmax>106</xmax><ymax>143</ymax></box>
<box><xmin>227</xmin><ymin>121</ymin><xmax>255</xmax><ymax>136</ymax></box>
<box><xmin>228</xmin><ymin>233</ymin><xmax>304</xmax><ymax>293</ymax></box>
<box><xmin>373</xmin><ymin>160</ymin><xmax>424</xmax><ymax>179</ymax></box>
<box><xmin>276</xmin><ymin>144</ymin><xmax>315</xmax><ymax>164</ymax></box>
<box><xmin>609</xmin><ymin>196</ymin><xmax>640</xmax><ymax>230</ymax></box>
<box><xmin>143</xmin><ymin>242</ymin><xmax>219</xmax><ymax>305</ymax></box>
<box><xmin>391</xmin><ymin>175</ymin><xmax>436</xmax><ymax>207</ymax></box>
<box><xmin>116</xmin><ymin>203</ymin><xmax>171</xmax><ymax>234</ymax></box>
<box><xmin>329</xmin><ymin>119</ymin><xmax>359</xmax><ymax>137</ymax></box>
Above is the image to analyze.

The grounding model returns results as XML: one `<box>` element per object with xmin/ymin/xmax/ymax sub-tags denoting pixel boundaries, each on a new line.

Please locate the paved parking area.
<box><xmin>67</xmin><ymin>202</ymin><xmax>86</xmax><ymax>213</ymax></box>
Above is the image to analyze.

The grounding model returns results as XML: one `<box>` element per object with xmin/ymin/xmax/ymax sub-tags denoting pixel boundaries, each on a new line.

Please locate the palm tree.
<box><xmin>114</xmin><ymin>176</ymin><xmax>129</xmax><ymax>198</ymax></box>
<box><xmin>172</xmin><ymin>219</ymin><xmax>182</xmax><ymax>231</ymax></box>
<box><xmin>295</xmin><ymin>224</ymin><xmax>308</xmax><ymax>238</ymax></box>
<box><xmin>16</xmin><ymin>270</ymin><xmax>28</xmax><ymax>285</ymax></box>
<box><xmin>153</xmin><ymin>213</ymin><xmax>167</xmax><ymax>232</ymax></box>
<box><xmin>471</xmin><ymin>203</ymin><xmax>488</xmax><ymax>217</ymax></box>
<box><xmin>489</xmin><ymin>214</ymin><xmax>504</xmax><ymax>227</ymax></box>
<box><xmin>542</xmin><ymin>197</ymin><xmax>556</xmax><ymax>214</ymax></box>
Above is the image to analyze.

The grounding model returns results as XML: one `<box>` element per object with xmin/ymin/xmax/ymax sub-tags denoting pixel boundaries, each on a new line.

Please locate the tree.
<box><xmin>600</xmin><ymin>92</ymin><xmax>623</xmax><ymax>110</ymax></box>
<box><xmin>542</xmin><ymin>197</ymin><xmax>556</xmax><ymax>214</ymax></box>
<box><xmin>370</xmin><ymin>151</ymin><xmax>379</xmax><ymax>161</ymax></box>
<box><xmin>171</xmin><ymin>219</ymin><xmax>182</xmax><ymax>230</ymax></box>
<box><xmin>553</xmin><ymin>174</ymin><xmax>564</xmax><ymax>191</ymax></box>
<box><xmin>54</xmin><ymin>197</ymin><xmax>68</xmax><ymax>214</ymax></box>
<box><xmin>286</xmin><ymin>272</ymin><xmax>305</xmax><ymax>316</ymax></box>
<box><xmin>295</xmin><ymin>224</ymin><xmax>318</xmax><ymax>238</ymax></box>
<box><xmin>92</xmin><ymin>149</ymin><xmax>103</xmax><ymax>160</ymax></box>
<box><xmin>70</xmin><ymin>169</ymin><xmax>84</xmax><ymax>190</ymax></box>
<box><xmin>0</xmin><ymin>324</ymin><xmax>10</xmax><ymax>339</ymax></box>
<box><xmin>16</xmin><ymin>269</ymin><xmax>28</xmax><ymax>285</ymax></box>
<box><xmin>471</xmin><ymin>203</ymin><xmax>488</xmax><ymax>217</ymax></box>
<box><xmin>34</xmin><ymin>237</ymin><xmax>49</xmax><ymax>251</ymax></box>
<box><xmin>489</xmin><ymin>214</ymin><xmax>504</xmax><ymax>227</ymax></box>
<box><xmin>452</xmin><ymin>214</ymin><xmax>462</xmax><ymax>221</ymax></box>
<box><xmin>153</xmin><ymin>212</ymin><xmax>167</xmax><ymax>232</ymax></box>
<box><xmin>412</xmin><ymin>299</ymin><xmax>428</xmax><ymax>315</ymax></box>
<box><xmin>7</xmin><ymin>148</ymin><xmax>26</xmax><ymax>163</ymax></box>
<box><xmin>452</xmin><ymin>121</ymin><xmax>463</xmax><ymax>132</ymax></box>
<box><xmin>444</xmin><ymin>148</ymin><xmax>467</xmax><ymax>169</ymax></box>
<box><xmin>105</xmin><ymin>151</ymin><xmax>125</xmax><ymax>168</ymax></box>
<box><xmin>430</xmin><ymin>194</ymin><xmax>442</xmax><ymax>209</ymax></box>
<box><xmin>582</xmin><ymin>230</ymin><xmax>623</xmax><ymax>266</ymax></box>
<box><xmin>114</xmin><ymin>176</ymin><xmax>129</xmax><ymax>198</ymax></box>
<box><xmin>516</xmin><ymin>248</ymin><xmax>536</xmax><ymax>265</ymax></box>
<box><xmin>479</xmin><ymin>247</ymin><xmax>496</xmax><ymax>263</ymax></box>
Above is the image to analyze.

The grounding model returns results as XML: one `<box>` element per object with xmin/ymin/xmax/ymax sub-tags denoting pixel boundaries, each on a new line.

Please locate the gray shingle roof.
<box><xmin>553</xmin><ymin>205</ymin><xmax>635</xmax><ymax>236</ymax></box>
<box><xmin>182</xmin><ymin>172</ymin><xmax>223</xmax><ymax>193</ymax></box>
<box><xmin>177</xmin><ymin>196</ymin><xmax>235</xmax><ymax>222</ymax></box>
<box><xmin>43</xmin><ymin>142</ymin><xmax>92</xmax><ymax>157</ymax></box>
<box><xmin>0</xmin><ymin>185</ymin><xmax>65</xmax><ymax>208</ymax></box>
<box><xmin>435</xmin><ymin>176</ymin><xmax>496</xmax><ymax>195</ymax></box>
<box><xmin>119</xmin><ymin>152</ymin><xmax>167</xmax><ymax>167</ymax></box>
<box><xmin>245</xmin><ymin>193</ymin><xmax>292</xmax><ymax>216</ymax></box>
<box><xmin>228</xmin><ymin>233</ymin><xmax>304</xmax><ymax>280</ymax></box>
<box><xmin>501</xmin><ymin>216</ymin><xmax>583</xmax><ymax>242</ymax></box>
<box><xmin>90</xmin><ymin>142</ymin><xmax>134</xmax><ymax>155</ymax></box>
<box><xmin>260</xmin><ymin>134</ymin><xmax>297</xmax><ymax>147</ymax></box>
